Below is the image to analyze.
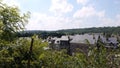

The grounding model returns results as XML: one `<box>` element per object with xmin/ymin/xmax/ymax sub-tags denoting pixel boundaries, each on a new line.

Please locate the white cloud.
<box><xmin>73</xmin><ymin>6</ymin><xmax>105</xmax><ymax>18</ymax></box>
<box><xmin>99</xmin><ymin>18</ymin><xmax>114</xmax><ymax>26</ymax></box>
<box><xmin>115</xmin><ymin>15</ymin><xmax>120</xmax><ymax>26</ymax></box>
<box><xmin>2</xmin><ymin>0</ymin><xmax>20</xmax><ymax>7</ymax></box>
<box><xmin>73</xmin><ymin>6</ymin><xmax>95</xmax><ymax>18</ymax></box>
<box><xmin>95</xmin><ymin>14</ymin><xmax>120</xmax><ymax>27</ymax></box>
<box><xmin>3</xmin><ymin>0</ymin><xmax>118</xmax><ymax>30</ymax></box>
<box><xmin>26</xmin><ymin>12</ymin><xmax>120</xmax><ymax>30</ymax></box>
<box><xmin>49</xmin><ymin>0</ymin><xmax>73</xmax><ymax>16</ymax></box>
<box><xmin>26</xmin><ymin>12</ymin><xmax>80</xmax><ymax>30</ymax></box>
<box><xmin>116</xmin><ymin>14</ymin><xmax>120</xmax><ymax>19</ymax></box>
<box><xmin>72</xmin><ymin>5</ymin><xmax>120</xmax><ymax>28</ymax></box>
<box><xmin>77</xmin><ymin>0</ymin><xmax>88</xmax><ymax>5</ymax></box>
<box><xmin>26</xmin><ymin>6</ymin><xmax>120</xmax><ymax>30</ymax></box>
<box><xmin>97</xmin><ymin>11</ymin><xmax>105</xmax><ymax>18</ymax></box>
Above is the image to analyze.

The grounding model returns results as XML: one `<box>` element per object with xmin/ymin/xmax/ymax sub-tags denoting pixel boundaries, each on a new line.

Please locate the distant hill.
<box><xmin>56</xmin><ymin>26</ymin><xmax>120</xmax><ymax>34</ymax></box>
<box><xmin>17</xmin><ymin>26</ymin><xmax>120</xmax><ymax>38</ymax></box>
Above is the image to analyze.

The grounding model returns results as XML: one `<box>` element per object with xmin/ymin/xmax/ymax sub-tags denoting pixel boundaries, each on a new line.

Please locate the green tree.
<box><xmin>0</xmin><ymin>1</ymin><xmax>30</xmax><ymax>41</ymax></box>
<box><xmin>0</xmin><ymin>1</ymin><xmax>30</xmax><ymax>67</ymax></box>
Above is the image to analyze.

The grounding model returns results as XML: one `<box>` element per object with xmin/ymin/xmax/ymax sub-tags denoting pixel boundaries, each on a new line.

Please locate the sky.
<box><xmin>2</xmin><ymin>0</ymin><xmax>120</xmax><ymax>31</ymax></box>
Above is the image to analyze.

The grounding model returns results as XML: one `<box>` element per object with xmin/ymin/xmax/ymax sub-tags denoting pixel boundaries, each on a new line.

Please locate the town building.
<box><xmin>48</xmin><ymin>34</ymin><xmax>120</xmax><ymax>55</ymax></box>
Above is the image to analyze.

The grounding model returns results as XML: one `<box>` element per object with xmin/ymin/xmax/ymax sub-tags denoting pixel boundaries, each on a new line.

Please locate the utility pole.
<box><xmin>27</xmin><ymin>38</ymin><xmax>34</xmax><ymax>68</ymax></box>
<box><xmin>67</xmin><ymin>36</ymin><xmax>72</xmax><ymax>56</ymax></box>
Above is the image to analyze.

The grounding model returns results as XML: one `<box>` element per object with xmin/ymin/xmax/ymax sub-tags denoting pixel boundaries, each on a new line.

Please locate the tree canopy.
<box><xmin>0</xmin><ymin>1</ymin><xmax>30</xmax><ymax>41</ymax></box>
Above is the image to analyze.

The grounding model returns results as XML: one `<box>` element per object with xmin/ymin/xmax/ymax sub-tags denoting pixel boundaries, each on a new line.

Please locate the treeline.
<box><xmin>17</xmin><ymin>30</ymin><xmax>66</xmax><ymax>39</ymax></box>
<box><xmin>18</xmin><ymin>26</ymin><xmax>120</xmax><ymax>38</ymax></box>
<box><xmin>57</xmin><ymin>26</ymin><xmax>120</xmax><ymax>34</ymax></box>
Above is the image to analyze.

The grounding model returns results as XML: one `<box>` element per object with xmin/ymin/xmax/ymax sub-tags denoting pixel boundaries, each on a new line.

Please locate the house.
<box><xmin>49</xmin><ymin>34</ymin><xmax>120</xmax><ymax>55</ymax></box>
<box><xmin>49</xmin><ymin>35</ymin><xmax>72</xmax><ymax>50</ymax></box>
<box><xmin>105</xmin><ymin>37</ymin><xmax>119</xmax><ymax>48</ymax></box>
<box><xmin>70</xmin><ymin>34</ymin><xmax>97</xmax><ymax>54</ymax></box>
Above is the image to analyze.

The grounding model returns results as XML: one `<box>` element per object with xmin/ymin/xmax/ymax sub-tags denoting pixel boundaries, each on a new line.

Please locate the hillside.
<box><xmin>18</xmin><ymin>26</ymin><xmax>120</xmax><ymax>38</ymax></box>
<box><xmin>56</xmin><ymin>26</ymin><xmax>120</xmax><ymax>34</ymax></box>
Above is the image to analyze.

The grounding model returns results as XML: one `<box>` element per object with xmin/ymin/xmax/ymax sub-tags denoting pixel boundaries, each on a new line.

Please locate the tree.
<box><xmin>0</xmin><ymin>1</ymin><xmax>30</xmax><ymax>67</ymax></box>
<box><xmin>0</xmin><ymin>1</ymin><xmax>30</xmax><ymax>41</ymax></box>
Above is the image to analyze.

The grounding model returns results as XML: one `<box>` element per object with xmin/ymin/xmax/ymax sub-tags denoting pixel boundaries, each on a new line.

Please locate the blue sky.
<box><xmin>2</xmin><ymin>0</ymin><xmax>120</xmax><ymax>30</ymax></box>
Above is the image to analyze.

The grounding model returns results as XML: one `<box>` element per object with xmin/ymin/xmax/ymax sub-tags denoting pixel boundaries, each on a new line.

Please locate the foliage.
<box><xmin>38</xmin><ymin>40</ymin><xmax>120</xmax><ymax>68</ymax></box>
<box><xmin>0</xmin><ymin>35</ymin><xmax>120</xmax><ymax>68</ymax></box>
<box><xmin>0</xmin><ymin>36</ymin><xmax>48</xmax><ymax>67</ymax></box>
<box><xmin>0</xmin><ymin>1</ymin><xmax>30</xmax><ymax>41</ymax></box>
<box><xmin>18</xmin><ymin>31</ymin><xmax>65</xmax><ymax>39</ymax></box>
